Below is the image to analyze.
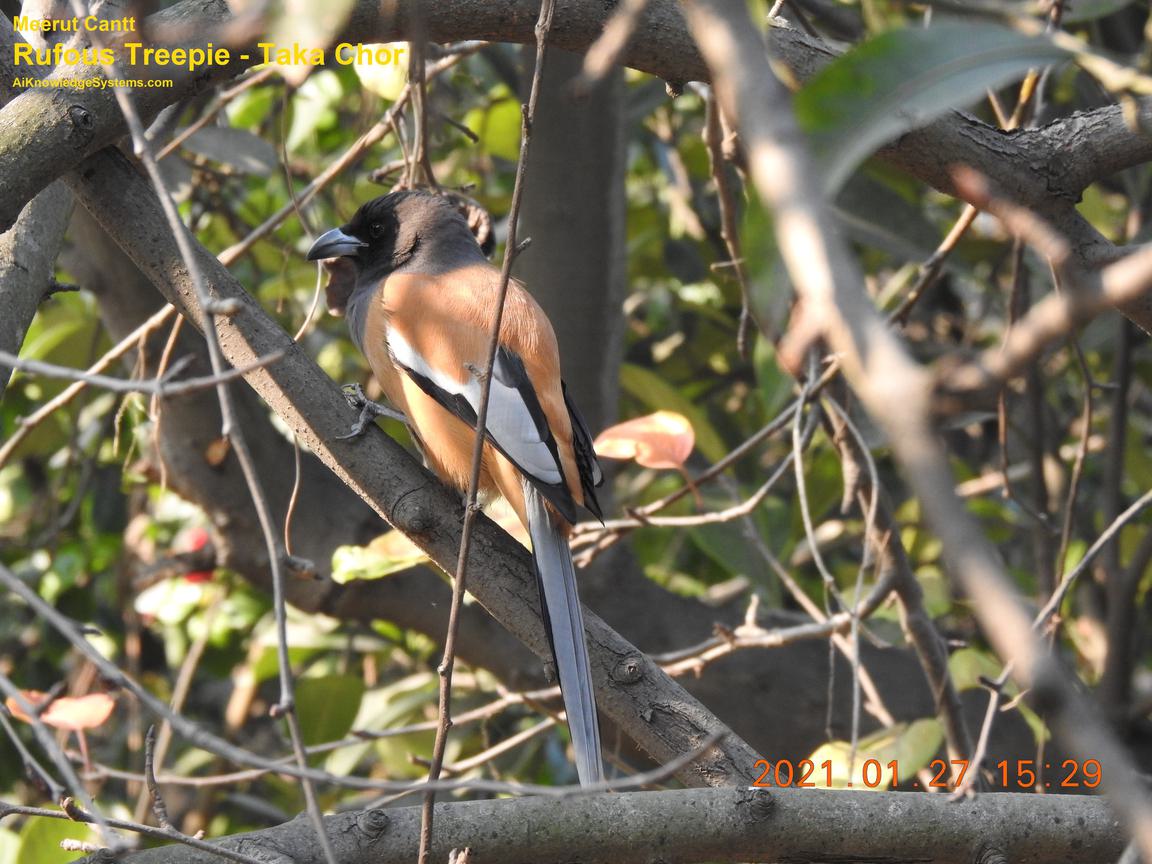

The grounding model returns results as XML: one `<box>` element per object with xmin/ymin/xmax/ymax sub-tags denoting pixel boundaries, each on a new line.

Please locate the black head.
<box><xmin>306</xmin><ymin>190</ymin><xmax>482</xmax><ymax>283</ymax></box>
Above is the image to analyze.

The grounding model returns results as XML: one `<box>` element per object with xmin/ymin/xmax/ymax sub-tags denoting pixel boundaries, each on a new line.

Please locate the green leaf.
<box><xmin>833</xmin><ymin>171</ymin><xmax>941</xmax><ymax>261</ymax></box>
<box><xmin>296</xmin><ymin>675</ymin><xmax>365</xmax><ymax>747</ymax></box>
<box><xmin>796</xmin><ymin>23</ymin><xmax>1069</xmax><ymax>194</ymax></box>
<box><xmin>226</xmin><ymin>85</ymin><xmax>276</xmax><ymax>128</ymax></box>
<box><xmin>891</xmin><ymin>717</ymin><xmax>945</xmax><ymax>778</ymax></box>
<box><xmin>948</xmin><ymin>647</ymin><xmax>1002</xmax><ymax>692</ymax></box>
<box><xmin>353</xmin><ymin>43</ymin><xmax>409</xmax><ymax>101</ymax></box>
<box><xmin>464</xmin><ymin>97</ymin><xmax>521</xmax><ymax>162</ymax></box>
<box><xmin>183</xmin><ymin>127</ymin><xmax>278</xmax><ymax>176</ymax></box>
<box><xmin>807</xmin><ymin>718</ymin><xmax>943</xmax><ymax>790</ymax></box>
<box><xmin>331</xmin><ymin>533</ymin><xmax>429</xmax><ymax>584</ymax></box>
<box><xmin>740</xmin><ymin>195</ymin><xmax>789</xmax><ymax>333</ymax></box>
<box><xmin>287</xmin><ymin>70</ymin><xmax>344</xmax><ymax>152</ymax></box>
<box><xmin>687</xmin><ymin>517</ymin><xmax>762</xmax><ymax>581</ymax></box>
<box><xmin>0</xmin><ymin>827</ymin><xmax>19</xmax><ymax>864</ymax></box>
<box><xmin>752</xmin><ymin>337</ymin><xmax>794</xmax><ymax>420</ymax></box>
<box><xmin>15</xmin><ymin>817</ymin><xmax>95</xmax><ymax>864</ymax></box>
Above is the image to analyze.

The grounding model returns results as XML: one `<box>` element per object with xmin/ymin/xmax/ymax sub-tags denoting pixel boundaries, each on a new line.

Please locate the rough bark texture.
<box><xmin>98</xmin><ymin>788</ymin><xmax>1123</xmax><ymax>864</ymax></box>
<box><xmin>0</xmin><ymin>180</ymin><xmax>71</xmax><ymax>400</ymax></box>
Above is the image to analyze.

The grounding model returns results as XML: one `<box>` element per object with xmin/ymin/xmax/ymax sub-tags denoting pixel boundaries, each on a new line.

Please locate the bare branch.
<box><xmin>87</xmin><ymin>787</ymin><xmax>1122</xmax><ymax>864</ymax></box>
<box><xmin>0</xmin><ymin>348</ymin><xmax>283</xmax><ymax>396</ymax></box>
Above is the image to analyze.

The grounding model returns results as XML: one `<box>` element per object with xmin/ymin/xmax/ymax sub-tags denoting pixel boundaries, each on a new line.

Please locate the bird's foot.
<box><xmin>338</xmin><ymin>383</ymin><xmax>406</xmax><ymax>439</ymax></box>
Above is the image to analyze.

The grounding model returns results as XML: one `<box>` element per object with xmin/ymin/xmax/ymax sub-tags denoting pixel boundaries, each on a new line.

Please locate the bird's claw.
<box><xmin>338</xmin><ymin>383</ymin><xmax>406</xmax><ymax>439</ymax></box>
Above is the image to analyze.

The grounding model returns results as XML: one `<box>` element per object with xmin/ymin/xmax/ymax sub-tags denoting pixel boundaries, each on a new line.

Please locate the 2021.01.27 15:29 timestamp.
<box><xmin>751</xmin><ymin>758</ymin><xmax>1102</xmax><ymax>790</ymax></box>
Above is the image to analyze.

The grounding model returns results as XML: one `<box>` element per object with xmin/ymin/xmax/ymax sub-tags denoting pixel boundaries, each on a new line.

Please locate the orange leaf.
<box><xmin>6</xmin><ymin>690</ymin><xmax>115</xmax><ymax>732</ymax></box>
<box><xmin>593</xmin><ymin>411</ymin><xmax>695</xmax><ymax>469</ymax></box>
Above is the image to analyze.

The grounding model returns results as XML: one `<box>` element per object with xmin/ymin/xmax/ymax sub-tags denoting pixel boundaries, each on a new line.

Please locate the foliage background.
<box><xmin>1</xmin><ymin>0</ymin><xmax>1151</xmax><ymax>859</ymax></box>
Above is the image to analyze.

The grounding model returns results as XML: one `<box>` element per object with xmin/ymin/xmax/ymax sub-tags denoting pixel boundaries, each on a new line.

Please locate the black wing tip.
<box><xmin>561</xmin><ymin>381</ymin><xmax>605</xmax><ymax>524</ymax></box>
<box><xmin>581</xmin><ymin>486</ymin><xmax>604</xmax><ymax>523</ymax></box>
<box><xmin>536</xmin><ymin>479</ymin><xmax>579</xmax><ymax>525</ymax></box>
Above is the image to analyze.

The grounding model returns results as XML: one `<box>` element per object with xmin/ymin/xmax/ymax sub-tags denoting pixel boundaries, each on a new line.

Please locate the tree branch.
<box><xmin>0</xmin><ymin>181</ymin><xmax>71</xmax><ymax>400</ymax></box>
<box><xmin>92</xmin><ymin>787</ymin><xmax>1122</xmax><ymax>864</ymax></box>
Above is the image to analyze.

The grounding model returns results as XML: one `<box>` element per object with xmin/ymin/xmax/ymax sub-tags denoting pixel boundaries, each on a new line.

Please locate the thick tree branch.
<box><xmin>99</xmin><ymin>787</ymin><xmax>1122</xmax><ymax>864</ymax></box>
<box><xmin>0</xmin><ymin>181</ymin><xmax>71</xmax><ymax>400</ymax></box>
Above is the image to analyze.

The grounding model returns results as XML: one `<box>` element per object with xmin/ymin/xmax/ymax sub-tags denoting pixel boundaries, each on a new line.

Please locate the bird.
<box><xmin>307</xmin><ymin>190</ymin><xmax>605</xmax><ymax>786</ymax></box>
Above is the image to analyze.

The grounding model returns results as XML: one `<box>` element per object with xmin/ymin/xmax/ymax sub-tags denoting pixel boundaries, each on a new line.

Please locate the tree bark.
<box><xmin>96</xmin><ymin>788</ymin><xmax>1124</xmax><ymax>864</ymax></box>
<box><xmin>0</xmin><ymin>181</ymin><xmax>71</xmax><ymax>400</ymax></box>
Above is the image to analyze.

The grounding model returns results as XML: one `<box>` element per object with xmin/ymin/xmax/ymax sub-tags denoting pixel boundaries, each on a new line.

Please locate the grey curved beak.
<box><xmin>307</xmin><ymin>227</ymin><xmax>368</xmax><ymax>260</ymax></box>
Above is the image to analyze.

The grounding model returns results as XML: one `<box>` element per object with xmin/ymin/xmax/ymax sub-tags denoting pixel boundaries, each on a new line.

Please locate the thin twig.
<box><xmin>1036</xmin><ymin>487</ymin><xmax>1152</xmax><ymax>628</ymax></box>
<box><xmin>0</xmin><ymin>349</ymin><xmax>281</xmax><ymax>396</ymax></box>
<box><xmin>417</xmin><ymin>6</ymin><xmax>556</xmax><ymax>862</ymax></box>
<box><xmin>0</xmin><ymin>702</ymin><xmax>63</xmax><ymax>799</ymax></box>
<box><xmin>147</xmin><ymin>311</ymin><xmax>186</xmax><ymax>494</ymax></box>
<box><xmin>0</xmin><ymin>304</ymin><xmax>176</xmax><ymax>471</ymax></box>
<box><xmin>143</xmin><ymin>726</ymin><xmax>173</xmax><ymax>831</ymax></box>
<box><xmin>0</xmin><ymin>799</ymin><xmax>267</xmax><ymax>864</ymax></box>
<box><xmin>406</xmin><ymin>14</ymin><xmax>439</xmax><ymax>189</ymax></box>
<box><xmin>439</xmin><ymin>718</ymin><xmax>557</xmax><ymax>776</ymax></box>
<box><xmin>705</xmin><ymin>88</ymin><xmax>759</xmax><ymax>355</ymax></box>
<box><xmin>889</xmin><ymin>205</ymin><xmax>979</xmax><ymax>326</ymax></box>
<box><xmin>0</xmin><ymin>674</ymin><xmax>120</xmax><ymax>850</ymax></box>
<box><xmin>1053</xmin><ymin>304</ymin><xmax>1094</xmax><ymax>597</ymax></box>
<box><xmin>133</xmin><ymin>596</ymin><xmax>222</xmax><ymax>825</ymax></box>
<box><xmin>951</xmin><ymin>667</ymin><xmax>1012</xmax><ymax>799</ymax></box>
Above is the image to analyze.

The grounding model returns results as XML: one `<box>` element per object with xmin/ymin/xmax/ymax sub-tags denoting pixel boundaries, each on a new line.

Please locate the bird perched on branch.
<box><xmin>307</xmin><ymin>190</ymin><xmax>605</xmax><ymax>786</ymax></box>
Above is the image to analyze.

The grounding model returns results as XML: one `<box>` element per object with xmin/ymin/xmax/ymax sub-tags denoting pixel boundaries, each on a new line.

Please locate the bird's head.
<box><xmin>307</xmin><ymin>190</ymin><xmax>476</xmax><ymax>274</ymax></box>
<box><xmin>307</xmin><ymin>190</ymin><xmax>482</xmax><ymax>314</ymax></box>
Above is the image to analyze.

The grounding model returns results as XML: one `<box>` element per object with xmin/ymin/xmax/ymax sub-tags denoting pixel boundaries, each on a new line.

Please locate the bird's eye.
<box><xmin>369</xmin><ymin>221</ymin><xmax>385</xmax><ymax>238</ymax></box>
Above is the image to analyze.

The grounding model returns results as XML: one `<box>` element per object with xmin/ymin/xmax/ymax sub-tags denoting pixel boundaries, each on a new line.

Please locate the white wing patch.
<box><xmin>386</xmin><ymin>327</ymin><xmax>563</xmax><ymax>484</ymax></box>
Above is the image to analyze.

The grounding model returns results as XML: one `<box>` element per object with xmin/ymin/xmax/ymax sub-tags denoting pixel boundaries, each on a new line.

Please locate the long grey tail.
<box><xmin>523</xmin><ymin>480</ymin><xmax>604</xmax><ymax>786</ymax></box>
